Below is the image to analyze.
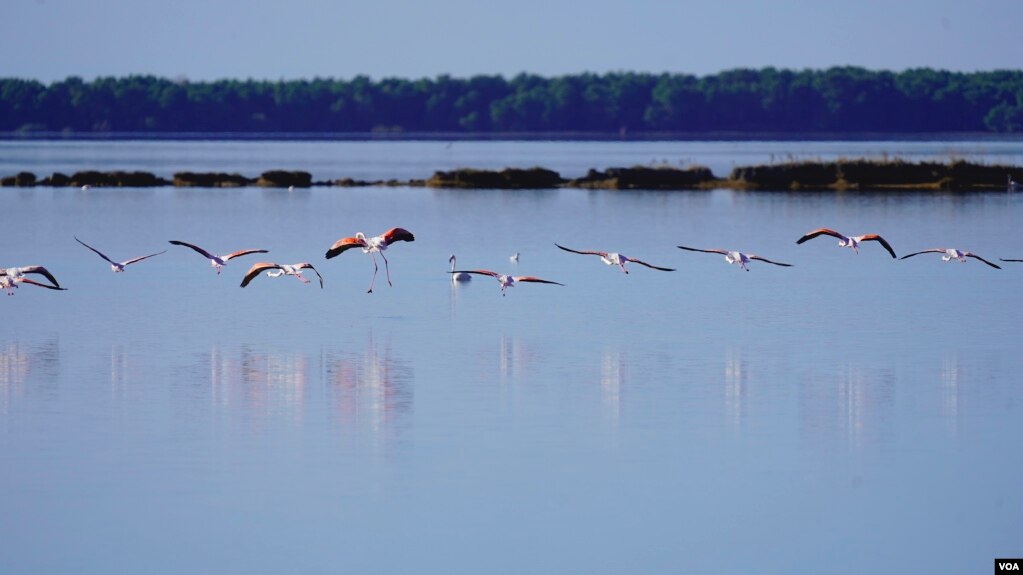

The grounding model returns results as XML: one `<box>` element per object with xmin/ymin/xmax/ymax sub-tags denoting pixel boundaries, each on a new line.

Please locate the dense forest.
<box><xmin>1</xmin><ymin>67</ymin><xmax>1021</xmax><ymax>134</ymax></box>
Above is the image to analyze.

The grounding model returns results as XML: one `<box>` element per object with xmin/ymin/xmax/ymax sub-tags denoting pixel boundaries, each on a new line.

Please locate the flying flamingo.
<box><xmin>448</xmin><ymin>269</ymin><xmax>563</xmax><ymax>296</ymax></box>
<box><xmin>677</xmin><ymin>245</ymin><xmax>792</xmax><ymax>270</ymax></box>
<box><xmin>169</xmin><ymin>240</ymin><xmax>268</xmax><ymax>274</ymax></box>
<box><xmin>0</xmin><ymin>274</ymin><xmax>67</xmax><ymax>295</ymax></box>
<box><xmin>901</xmin><ymin>248</ymin><xmax>1001</xmax><ymax>269</ymax></box>
<box><xmin>325</xmin><ymin>227</ymin><xmax>415</xmax><ymax>293</ymax></box>
<box><xmin>240</xmin><ymin>262</ymin><xmax>324</xmax><ymax>288</ymax></box>
<box><xmin>795</xmin><ymin>228</ymin><xmax>897</xmax><ymax>258</ymax></box>
<box><xmin>555</xmin><ymin>244</ymin><xmax>674</xmax><ymax>273</ymax></box>
<box><xmin>75</xmin><ymin>236</ymin><xmax>166</xmax><ymax>272</ymax></box>
<box><xmin>449</xmin><ymin>255</ymin><xmax>471</xmax><ymax>282</ymax></box>
<box><xmin>1</xmin><ymin>266</ymin><xmax>63</xmax><ymax>289</ymax></box>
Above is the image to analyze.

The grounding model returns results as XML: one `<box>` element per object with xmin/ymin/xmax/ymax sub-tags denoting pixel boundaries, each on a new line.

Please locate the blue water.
<box><xmin>2</xmin><ymin>140</ymin><xmax>1022</xmax><ymax>574</ymax></box>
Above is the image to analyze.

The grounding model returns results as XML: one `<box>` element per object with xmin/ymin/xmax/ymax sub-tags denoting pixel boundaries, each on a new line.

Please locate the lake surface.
<box><xmin>2</xmin><ymin>140</ymin><xmax>1022</xmax><ymax>574</ymax></box>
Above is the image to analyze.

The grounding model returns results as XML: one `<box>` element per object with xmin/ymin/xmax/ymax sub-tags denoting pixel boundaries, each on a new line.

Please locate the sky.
<box><xmin>2</xmin><ymin>0</ymin><xmax>1021</xmax><ymax>82</ymax></box>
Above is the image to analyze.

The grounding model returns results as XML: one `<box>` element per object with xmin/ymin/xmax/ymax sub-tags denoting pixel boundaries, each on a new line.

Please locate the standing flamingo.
<box><xmin>75</xmin><ymin>236</ymin><xmax>166</xmax><ymax>272</ymax></box>
<box><xmin>448</xmin><ymin>269</ymin><xmax>563</xmax><ymax>296</ymax></box>
<box><xmin>449</xmin><ymin>255</ymin><xmax>471</xmax><ymax>282</ymax></box>
<box><xmin>677</xmin><ymin>246</ymin><xmax>791</xmax><ymax>270</ymax></box>
<box><xmin>555</xmin><ymin>244</ymin><xmax>674</xmax><ymax>273</ymax></box>
<box><xmin>325</xmin><ymin>227</ymin><xmax>415</xmax><ymax>293</ymax></box>
<box><xmin>169</xmin><ymin>240</ymin><xmax>268</xmax><ymax>274</ymax></box>
<box><xmin>240</xmin><ymin>262</ymin><xmax>324</xmax><ymax>288</ymax></box>
<box><xmin>795</xmin><ymin>228</ymin><xmax>897</xmax><ymax>258</ymax></box>
<box><xmin>901</xmin><ymin>248</ymin><xmax>1001</xmax><ymax>269</ymax></box>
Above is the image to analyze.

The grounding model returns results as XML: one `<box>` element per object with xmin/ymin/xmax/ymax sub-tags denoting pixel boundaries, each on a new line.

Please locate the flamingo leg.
<box><xmin>367</xmin><ymin>253</ymin><xmax>379</xmax><ymax>293</ymax></box>
<box><xmin>381</xmin><ymin>251</ymin><xmax>392</xmax><ymax>287</ymax></box>
<box><xmin>292</xmin><ymin>274</ymin><xmax>309</xmax><ymax>284</ymax></box>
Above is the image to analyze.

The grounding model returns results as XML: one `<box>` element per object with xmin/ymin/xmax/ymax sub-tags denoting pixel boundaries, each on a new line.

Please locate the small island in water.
<box><xmin>2</xmin><ymin>158</ymin><xmax>1021</xmax><ymax>191</ymax></box>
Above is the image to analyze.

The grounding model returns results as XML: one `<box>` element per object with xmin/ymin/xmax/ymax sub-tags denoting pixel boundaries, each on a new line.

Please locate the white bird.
<box><xmin>509</xmin><ymin>252</ymin><xmax>520</xmax><ymax>263</ymax></box>
<box><xmin>796</xmin><ymin>228</ymin><xmax>897</xmax><ymax>258</ymax></box>
<box><xmin>325</xmin><ymin>227</ymin><xmax>415</xmax><ymax>293</ymax></box>
<box><xmin>901</xmin><ymin>248</ymin><xmax>1001</xmax><ymax>269</ymax></box>
<box><xmin>0</xmin><ymin>266</ymin><xmax>65</xmax><ymax>295</ymax></box>
<box><xmin>169</xmin><ymin>240</ymin><xmax>268</xmax><ymax>274</ymax></box>
<box><xmin>1009</xmin><ymin>175</ymin><xmax>1020</xmax><ymax>192</ymax></box>
<box><xmin>448</xmin><ymin>269</ymin><xmax>563</xmax><ymax>296</ymax></box>
<box><xmin>0</xmin><ymin>274</ymin><xmax>67</xmax><ymax>295</ymax></box>
<box><xmin>75</xmin><ymin>236</ymin><xmax>166</xmax><ymax>272</ymax></box>
<box><xmin>677</xmin><ymin>246</ymin><xmax>791</xmax><ymax>271</ymax></box>
<box><xmin>449</xmin><ymin>255</ymin><xmax>471</xmax><ymax>282</ymax></box>
<box><xmin>80</xmin><ymin>184</ymin><xmax>91</xmax><ymax>191</ymax></box>
<box><xmin>240</xmin><ymin>262</ymin><xmax>324</xmax><ymax>288</ymax></box>
<box><xmin>555</xmin><ymin>244</ymin><xmax>675</xmax><ymax>273</ymax></box>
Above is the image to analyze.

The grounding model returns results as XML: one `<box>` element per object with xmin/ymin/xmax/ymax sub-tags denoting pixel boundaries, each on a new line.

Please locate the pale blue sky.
<box><xmin>3</xmin><ymin>0</ymin><xmax>1021</xmax><ymax>82</ymax></box>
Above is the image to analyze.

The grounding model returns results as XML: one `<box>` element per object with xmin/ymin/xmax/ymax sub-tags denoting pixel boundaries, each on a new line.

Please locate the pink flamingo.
<box><xmin>555</xmin><ymin>244</ymin><xmax>674</xmax><ymax>273</ymax></box>
<box><xmin>325</xmin><ymin>227</ymin><xmax>415</xmax><ymax>293</ymax></box>
<box><xmin>240</xmin><ymin>262</ymin><xmax>324</xmax><ymax>288</ymax></box>
<box><xmin>448</xmin><ymin>269</ymin><xmax>563</xmax><ymax>296</ymax></box>
<box><xmin>169</xmin><ymin>240</ymin><xmax>268</xmax><ymax>274</ymax></box>
<box><xmin>796</xmin><ymin>228</ymin><xmax>896</xmax><ymax>258</ymax></box>
<box><xmin>75</xmin><ymin>236</ymin><xmax>165</xmax><ymax>272</ymax></box>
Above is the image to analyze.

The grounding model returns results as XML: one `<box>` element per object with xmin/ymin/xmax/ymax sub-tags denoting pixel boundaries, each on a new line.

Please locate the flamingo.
<box><xmin>325</xmin><ymin>227</ymin><xmax>415</xmax><ymax>293</ymax></box>
<box><xmin>0</xmin><ymin>274</ymin><xmax>67</xmax><ymax>295</ymax></box>
<box><xmin>510</xmin><ymin>252</ymin><xmax>520</xmax><ymax>263</ymax></box>
<box><xmin>796</xmin><ymin>228</ymin><xmax>897</xmax><ymax>258</ymax></box>
<box><xmin>449</xmin><ymin>255</ymin><xmax>471</xmax><ymax>282</ymax></box>
<box><xmin>901</xmin><ymin>248</ymin><xmax>1001</xmax><ymax>269</ymax></box>
<box><xmin>75</xmin><ymin>236</ymin><xmax>166</xmax><ymax>272</ymax></box>
<box><xmin>448</xmin><ymin>269</ymin><xmax>563</xmax><ymax>296</ymax></box>
<box><xmin>677</xmin><ymin>246</ymin><xmax>791</xmax><ymax>270</ymax></box>
<box><xmin>0</xmin><ymin>266</ymin><xmax>63</xmax><ymax>289</ymax></box>
<box><xmin>240</xmin><ymin>262</ymin><xmax>324</xmax><ymax>288</ymax></box>
<box><xmin>555</xmin><ymin>244</ymin><xmax>675</xmax><ymax>273</ymax></box>
<box><xmin>169</xmin><ymin>240</ymin><xmax>268</xmax><ymax>274</ymax></box>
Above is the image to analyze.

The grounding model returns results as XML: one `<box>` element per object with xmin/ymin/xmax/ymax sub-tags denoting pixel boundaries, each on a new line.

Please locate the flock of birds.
<box><xmin>1</xmin><ymin>226</ymin><xmax>1019</xmax><ymax>298</ymax></box>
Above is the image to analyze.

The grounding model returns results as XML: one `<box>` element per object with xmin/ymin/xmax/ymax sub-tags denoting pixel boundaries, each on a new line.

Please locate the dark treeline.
<box><xmin>2</xmin><ymin>67</ymin><xmax>1022</xmax><ymax>134</ymax></box>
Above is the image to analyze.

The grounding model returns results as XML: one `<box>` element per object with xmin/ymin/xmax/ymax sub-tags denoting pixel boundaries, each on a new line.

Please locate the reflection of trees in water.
<box><xmin>799</xmin><ymin>365</ymin><xmax>895</xmax><ymax>451</ymax></box>
<box><xmin>0</xmin><ymin>337</ymin><xmax>59</xmax><ymax>414</ymax></box>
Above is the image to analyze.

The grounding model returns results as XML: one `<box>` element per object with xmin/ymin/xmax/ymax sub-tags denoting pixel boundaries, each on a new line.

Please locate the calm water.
<box><xmin>2</xmin><ymin>140</ymin><xmax>1023</xmax><ymax>574</ymax></box>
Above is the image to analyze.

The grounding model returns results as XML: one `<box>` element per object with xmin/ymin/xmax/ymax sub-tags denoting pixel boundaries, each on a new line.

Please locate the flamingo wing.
<box><xmin>222</xmin><ymin>249</ymin><xmax>269</xmax><ymax>262</ymax></box>
<box><xmin>297</xmin><ymin>263</ymin><xmax>325</xmax><ymax>288</ymax></box>
<box><xmin>555</xmin><ymin>244</ymin><xmax>607</xmax><ymax>258</ymax></box>
<box><xmin>19</xmin><ymin>277</ymin><xmax>67</xmax><ymax>291</ymax></box>
<box><xmin>382</xmin><ymin>227</ymin><xmax>415</xmax><ymax>246</ymax></box>
<box><xmin>859</xmin><ymin>234</ymin><xmax>897</xmax><ymax>258</ymax></box>
<box><xmin>749</xmin><ymin>255</ymin><xmax>793</xmax><ymax>267</ymax></box>
<box><xmin>966</xmin><ymin>253</ymin><xmax>1002</xmax><ymax>269</ymax></box>
<box><xmin>899</xmin><ymin>249</ymin><xmax>945</xmax><ymax>260</ymax></box>
<box><xmin>795</xmin><ymin>228</ymin><xmax>845</xmax><ymax>244</ymax></box>
<box><xmin>169</xmin><ymin>240</ymin><xmax>217</xmax><ymax>260</ymax></box>
<box><xmin>450</xmin><ymin>269</ymin><xmax>501</xmax><ymax>279</ymax></box>
<box><xmin>677</xmin><ymin>245</ymin><xmax>729</xmax><ymax>256</ymax></box>
<box><xmin>624</xmin><ymin>257</ymin><xmax>676</xmax><ymax>271</ymax></box>
<box><xmin>513</xmin><ymin>276</ymin><xmax>565</xmax><ymax>286</ymax></box>
<box><xmin>20</xmin><ymin>266</ymin><xmax>61</xmax><ymax>288</ymax></box>
<box><xmin>74</xmin><ymin>236</ymin><xmax>117</xmax><ymax>266</ymax></box>
<box><xmin>1000</xmin><ymin>258</ymin><xmax>1023</xmax><ymax>262</ymax></box>
<box><xmin>121</xmin><ymin>250</ymin><xmax>167</xmax><ymax>266</ymax></box>
<box><xmin>325</xmin><ymin>236</ymin><xmax>365</xmax><ymax>259</ymax></box>
<box><xmin>240</xmin><ymin>263</ymin><xmax>281</xmax><ymax>287</ymax></box>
